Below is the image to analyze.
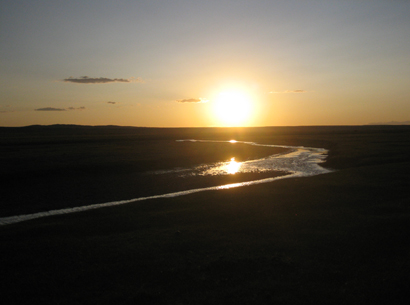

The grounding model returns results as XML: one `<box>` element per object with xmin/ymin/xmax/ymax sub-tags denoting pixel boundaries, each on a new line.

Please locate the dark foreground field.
<box><xmin>1</xmin><ymin>125</ymin><xmax>409</xmax><ymax>304</ymax></box>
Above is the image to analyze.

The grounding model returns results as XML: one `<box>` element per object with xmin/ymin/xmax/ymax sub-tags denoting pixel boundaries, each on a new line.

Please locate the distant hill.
<box><xmin>367</xmin><ymin>121</ymin><xmax>410</xmax><ymax>125</ymax></box>
<box><xmin>0</xmin><ymin>124</ymin><xmax>145</xmax><ymax>129</ymax></box>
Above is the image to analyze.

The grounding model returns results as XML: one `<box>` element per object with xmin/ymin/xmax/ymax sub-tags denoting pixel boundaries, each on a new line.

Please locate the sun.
<box><xmin>213</xmin><ymin>90</ymin><xmax>253</xmax><ymax>126</ymax></box>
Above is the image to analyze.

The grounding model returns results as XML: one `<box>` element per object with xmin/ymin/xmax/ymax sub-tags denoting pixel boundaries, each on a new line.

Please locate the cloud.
<box><xmin>176</xmin><ymin>98</ymin><xmax>209</xmax><ymax>103</ymax></box>
<box><xmin>107</xmin><ymin>101</ymin><xmax>118</xmax><ymax>104</ymax></box>
<box><xmin>63</xmin><ymin>76</ymin><xmax>144</xmax><ymax>84</ymax></box>
<box><xmin>35</xmin><ymin>107</ymin><xmax>86</xmax><ymax>111</ymax></box>
<box><xmin>0</xmin><ymin>105</ymin><xmax>14</xmax><ymax>113</ymax></box>
<box><xmin>270</xmin><ymin>90</ymin><xmax>308</xmax><ymax>93</ymax></box>
<box><xmin>35</xmin><ymin>107</ymin><xmax>66</xmax><ymax>111</ymax></box>
<box><xmin>67</xmin><ymin>107</ymin><xmax>86</xmax><ymax>110</ymax></box>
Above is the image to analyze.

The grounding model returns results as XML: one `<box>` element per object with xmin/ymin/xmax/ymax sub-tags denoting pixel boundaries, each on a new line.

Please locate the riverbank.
<box><xmin>1</xmin><ymin>125</ymin><xmax>409</xmax><ymax>304</ymax></box>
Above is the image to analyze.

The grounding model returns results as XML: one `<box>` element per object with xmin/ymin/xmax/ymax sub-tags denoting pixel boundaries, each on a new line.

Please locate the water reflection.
<box><xmin>0</xmin><ymin>140</ymin><xmax>333</xmax><ymax>226</ymax></box>
<box><xmin>197</xmin><ymin>157</ymin><xmax>243</xmax><ymax>176</ymax></box>
<box><xmin>226</xmin><ymin>157</ymin><xmax>241</xmax><ymax>174</ymax></box>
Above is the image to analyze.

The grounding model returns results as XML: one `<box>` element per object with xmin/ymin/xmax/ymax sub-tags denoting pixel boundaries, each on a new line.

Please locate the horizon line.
<box><xmin>1</xmin><ymin>123</ymin><xmax>410</xmax><ymax>129</ymax></box>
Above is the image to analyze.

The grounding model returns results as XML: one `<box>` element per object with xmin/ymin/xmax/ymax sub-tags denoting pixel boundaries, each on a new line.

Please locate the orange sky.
<box><xmin>1</xmin><ymin>1</ymin><xmax>410</xmax><ymax>127</ymax></box>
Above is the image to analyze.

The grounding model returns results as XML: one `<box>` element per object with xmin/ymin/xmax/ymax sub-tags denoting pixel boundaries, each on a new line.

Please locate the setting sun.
<box><xmin>213</xmin><ymin>90</ymin><xmax>253</xmax><ymax>126</ymax></box>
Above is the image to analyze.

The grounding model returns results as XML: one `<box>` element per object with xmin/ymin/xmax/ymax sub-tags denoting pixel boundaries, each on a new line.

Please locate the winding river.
<box><xmin>0</xmin><ymin>140</ymin><xmax>332</xmax><ymax>226</ymax></box>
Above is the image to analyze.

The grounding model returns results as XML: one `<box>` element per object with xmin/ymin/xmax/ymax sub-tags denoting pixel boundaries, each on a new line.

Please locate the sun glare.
<box><xmin>214</xmin><ymin>90</ymin><xmax>252</xmax><ymax>126</ymax></box>
<box><xmin>226</xmin><ymin>157</ymin><xmax>241</xmax><ymax>174</ymax></box>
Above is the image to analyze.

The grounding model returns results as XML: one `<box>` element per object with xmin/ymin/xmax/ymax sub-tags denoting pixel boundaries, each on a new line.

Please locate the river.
<box><xmin>0</xmin><ymin>140</ymin><xmax>332</xmax><ymax>226</ymax></box>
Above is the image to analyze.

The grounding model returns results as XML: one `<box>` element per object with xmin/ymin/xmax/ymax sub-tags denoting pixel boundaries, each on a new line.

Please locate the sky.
<box><xmin>1</xmin><ymin>0</ymin><xmax>410</xmax><ymax>127</ymax></box>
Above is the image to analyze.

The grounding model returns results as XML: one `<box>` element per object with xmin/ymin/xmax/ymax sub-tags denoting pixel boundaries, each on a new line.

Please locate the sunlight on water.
<box><xmin>0</xmin><ymin>140</ymin><xmax>333</xmax><ymax>226</ymax></box>
<box><xmin>195</xmin><ymin>157</ymin><xmax>243</xmax><ymax>176</ymax></box>
<box><xmin>226</xmin><ymin>157</ymin><xmax>241</xmax><ymax>174</ymax></box>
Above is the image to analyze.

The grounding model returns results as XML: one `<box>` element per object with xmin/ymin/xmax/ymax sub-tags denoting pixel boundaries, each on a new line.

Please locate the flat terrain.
<box><xmin>1</xmin><ymin>125</ymin><xmax>409</xmax><ymax>304</ymax></box>
<box><xmin>0</xmin><ymin>126</ymin><xmax>289</xmax><ymax>216</ymax></box>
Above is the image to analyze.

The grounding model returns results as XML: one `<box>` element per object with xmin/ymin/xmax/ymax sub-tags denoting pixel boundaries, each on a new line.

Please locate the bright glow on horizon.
<box><xmin>213</xmin><ymin>90</ymin><xmax>253</xmax><ymax>126</ymax></box>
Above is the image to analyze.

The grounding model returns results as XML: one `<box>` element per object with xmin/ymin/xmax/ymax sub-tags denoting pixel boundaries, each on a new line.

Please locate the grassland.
<box><xmin>1</xmin><ymin>125</ymin><xmax>409</xmax><ymax>304</ymax></box>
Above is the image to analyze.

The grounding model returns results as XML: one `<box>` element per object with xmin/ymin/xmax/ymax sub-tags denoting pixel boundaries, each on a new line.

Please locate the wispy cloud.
<box><xmin>35</xmin><ymin>107</ymin><xmax>66</xmax><ymax>111</ymax></box>
<box><xmin>0</xmin><ymin>105</ymin><xmax>13</xmax><ymax>113</ymax></box>
<box><xmin>35</xmin><ymin>107</ymin><xmax>86</xmax><ymax>111</ymax></box>
<box><xmin>270</xmin><ymin>90</ymin><xmax>308</xmax><ymax>94</ymax></box>
<box><xmin>63</xmin><ymin>76</ymin><xmax>144</xmax><ymax>84</ymax></box>
<box><xmin>176</xmin><ymin>98</ymin><xmax>209</xmax><ymax>103</ymax></box>
<box><xmin>67</xmin><ymin>107</ymin><xmax>86</xmax><ymax>110</ymax></box>
<box><xmin>0</xmin><ymin>105</ymin><xmax>14</xmax><ymax>113</ymax></box>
